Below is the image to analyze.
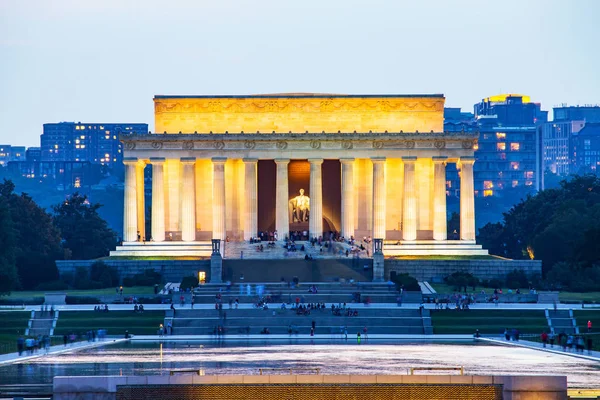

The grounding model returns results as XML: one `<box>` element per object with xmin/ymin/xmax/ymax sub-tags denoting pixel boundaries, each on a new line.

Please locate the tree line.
<box><xmin>0</xmin><ymin>179</ymin><xmax>117</xmax><ymax>295</ymax></box>
<box><xmin>477</xmin><ymin>174</ymin><xmax>600</xmax><ymax>292</ymax></box>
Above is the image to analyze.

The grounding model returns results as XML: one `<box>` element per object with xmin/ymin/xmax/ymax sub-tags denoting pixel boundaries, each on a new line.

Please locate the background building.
<box><xmin>573</xmin><ymin>122</ymin><xmax>600</xmax><ymax>173</ymax></box>
<box><xmin>0</xmin><ymin>145</ymin><xmax>26</xmax><ymax>166</ymax></box>
<box><xmin>445</xmin><ymin>94</ymin><xmax>547</xmax><ymax>197</ymax></box>
<box><xmin>41</xmin><ymin>122</ymin><xmax>148</xmax><ymax>170</ymax></box>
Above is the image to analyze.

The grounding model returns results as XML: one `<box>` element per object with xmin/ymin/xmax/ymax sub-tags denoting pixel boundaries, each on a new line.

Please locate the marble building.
<box><xmin>110</xmin><ymin>94</ymin><xmax>487</xmax><ymax>257</ymax></box>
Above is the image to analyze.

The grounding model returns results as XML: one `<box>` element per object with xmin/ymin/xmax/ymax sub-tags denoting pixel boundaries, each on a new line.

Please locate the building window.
<box><xmin>512</xmin><ymin>180</ymin><xmax>518</xmax><ymax>187</ymax></box>
<box><xmin>446</xmin><ymin>180</ymin><xmax>452</xmax><ymax>188</ymax></box>
<box><xmin>496</xmin><ymin>132</ymin><xmax>506</xmax><ymax>139</ymax></box>
<box><xmin>483</xmin><ymin>189</ymin><xmax>493</xmax><ymax>197</ymax></box>
<box><xmin>510</xmin><ymin>162</ymin><xmax>520</xmax><ymax>170</ymax></box>
<box><xmin>525</xmin><ymin>171</ymin><xmax>534</xmax><ymax>179</ymax></box>
<box><xmin>525</xmin><ymin>181</ymin><xmax>533</xmax><ymax>186</ymax></box>
<box><xmin>510</xmin><ymin>143</ymin><xmax>520</xmax><ymax>151</ymax></box>
<box><xmin>483</xmin><ymin>180</ymin><xmax>493</xmax><ymax>189</ymax></box>
<box><xmin>497</xmin><ymin>143</ymin><xmax>506</xmax><ymax>151</ymax></box>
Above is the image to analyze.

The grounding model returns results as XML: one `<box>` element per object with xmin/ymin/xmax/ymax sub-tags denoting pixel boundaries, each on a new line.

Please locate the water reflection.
<box><xmin>0</xmin><ymin>341</ymin><xmax>598</xmax><ymax>388</ymax></box>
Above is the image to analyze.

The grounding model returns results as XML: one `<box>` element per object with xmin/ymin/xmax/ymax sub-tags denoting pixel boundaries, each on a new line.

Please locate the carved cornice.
<box><xmin>120</xmin><ymin>132</ymin><xmax>478</xmax><ymax>152</ymax></box>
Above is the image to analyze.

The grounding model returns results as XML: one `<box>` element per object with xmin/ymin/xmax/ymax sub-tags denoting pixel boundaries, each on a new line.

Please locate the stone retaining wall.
<box><xmin>56</xmin><ymin>260</ymin><xmax>211</xmax><ymax>283</ymax></box>
<box><xmin>385</xmin><ymin>259</ymin><xmax>542</xmax><ymax>282</ymax></box>
<box><xmin>53</xmin><ymin>374</ymin><xmax>567</xmax><ymax>400</ymax></box>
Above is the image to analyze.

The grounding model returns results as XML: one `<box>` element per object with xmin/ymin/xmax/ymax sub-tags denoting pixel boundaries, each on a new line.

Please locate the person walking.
<box><xmin>548</xmin><ymin>331</ymin><xmax>555</xmax><ymax>348</ymax></box>
<box><xmin>541</xmin><ymin>331</ymin><xmax>548</xmax><ymax>348</ymax></box>
<box><xmin>588</xmin><ymin>320</ymin><xmax>592</xmax><ymax>333</ymax></box>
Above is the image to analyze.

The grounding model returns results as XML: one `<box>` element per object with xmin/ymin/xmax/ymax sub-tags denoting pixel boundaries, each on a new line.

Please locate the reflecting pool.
<box><xmin>1</xmin><ymin>341</ymin><xmax>599</xmax><ymax>388</ymax></box>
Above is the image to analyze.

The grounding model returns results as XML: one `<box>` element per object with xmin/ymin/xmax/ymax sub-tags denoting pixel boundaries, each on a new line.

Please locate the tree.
<box><xmin>0</xmin><ymin>179</ymin><xmax>62</xmax><ymax>290</ymax></box>
<box><xmin>0</xmin><ymin>196</ymin><xmax>18</xmax><ymax>295</ymax></box>
<box><xmin>52</xmin><ymin>193</ymin><xmax>117</xmax><ymax>259</ymax></box>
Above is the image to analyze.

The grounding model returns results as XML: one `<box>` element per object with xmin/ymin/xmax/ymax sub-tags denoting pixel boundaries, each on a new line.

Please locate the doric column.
<box><xmin>135</xmin><ymin>160</ymin><xmax>146</xmax><ymax>241</ymax></box>
<box><xmin>433</xmin><ymin>156</ymin><xmax>448</xmax><ymax>241</ymax></box>
<box><xmin>123</xmin><ymin>158</ymin><xmax>138</xmax><ymax>242</ymax></box>
<box><xmin>340</xmin><ymin>158</ymin><xmax>355</xmax><ymax>239</ymax></box>
<box><xmin>460</xmin><ymin>156</ymin><xmax>476</xmax><ymax>241</ymax></box>
<box><xmin>212</xmin><ymin>157</ymin><xmax>227</xmax><ymax>241</ymax></box>
<box><xmin>275</xmin><ymin>159</ymin><xmax>290</xmax><ymax>241</ymax></box>
<box><xmin>243</xmin><ymin>158</ymin><xmax>258</xmax><ymax>241</ymax></box>
<box><xmin>150</xmin><ymin>157</ymin><xmax>165</xmax><ymax>242</ymax></box>
<box><xmin>180</xmin><ymin>157</ymin><xmax>196</xmax><ymax>242</ymax></box>
<box><xmin>309</xmin><ymin>158</ymin><xmax>323</xmax><ymax>239</ymax></box>
<box><xmin>372</xmin><ymin>157</ymin><xmax>386</xmax><ymax>240</ymax></box>
<box><xmin>402</xmin><ymin>156</ymin><xmax>417</xmax><ymax>241</ymax></box>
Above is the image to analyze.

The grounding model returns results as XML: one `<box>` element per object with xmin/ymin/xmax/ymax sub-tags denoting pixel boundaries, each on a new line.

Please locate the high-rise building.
<box><xmin>444</xmin><ymin>95</ymin><xmax>546</xmax><ymax>197</ymax></box>
<box><xmin>0</xmin><ymin>145</ymin><xmax>26</xmax><ymax>166</ymax></box>
<box><xmin>572</xmin><ymin>123</ymin><xmax>600</xmax><ymax>173</ymax></box>
<box><xmin>553</xmin><ymin>105</ymin><xmax>600</xmax><ymax>123</ymax></box>
<box><xmin>25</xmin><ymin>147</ymin><xmax>41</xmax><ymax>162</ymax></box>
<box><xmin>538</xmin><ymin>120</ymin><xmax>585</xmax><ymax>177</ymax></box>
<box><xmin>41</xmin><ymin>122</ymin><xmax>148</xmax><ymax>168</ymax></box>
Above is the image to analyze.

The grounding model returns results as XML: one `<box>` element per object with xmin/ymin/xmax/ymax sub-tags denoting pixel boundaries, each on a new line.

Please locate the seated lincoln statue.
<box><xmin>289</xmin><ymin>188</ymin><xmax>310</xmax><ymax>223</ymax></box>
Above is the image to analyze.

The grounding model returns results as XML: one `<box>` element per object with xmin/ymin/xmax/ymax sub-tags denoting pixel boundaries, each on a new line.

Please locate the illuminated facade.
<box><xmin>112</xmin><ymin>94</ymin><xmax>488</xmax><ymax>260</ymax></box>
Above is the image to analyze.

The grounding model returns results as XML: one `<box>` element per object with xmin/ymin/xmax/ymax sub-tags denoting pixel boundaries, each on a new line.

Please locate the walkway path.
<box><xmin>3</xmin><ymin>302</ymin><xmax>597</xmax><ymax>312</ymax></box>
<box><xmin>0</xmin><ymin>338</ymin><xmax>128</xmax><ymax>366</ymax></box>
<box><xmin>478</xmin><ymin>337</ymin><xmax>600</xmax><ymax>362</ymax></box>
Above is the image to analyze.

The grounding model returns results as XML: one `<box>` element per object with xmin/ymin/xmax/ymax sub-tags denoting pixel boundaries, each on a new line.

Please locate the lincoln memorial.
<box><xmin>111</xmin><ymin>94</ymin><xmax>487</xmax><ymax>259</ymax></box>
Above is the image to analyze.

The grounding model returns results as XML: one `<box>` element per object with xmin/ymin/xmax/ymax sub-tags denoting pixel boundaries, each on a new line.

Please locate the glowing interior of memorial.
<box><xmin>111</xmin><ymin>94</ymin><xmax>488</xmax><ymax>258</ymax></box>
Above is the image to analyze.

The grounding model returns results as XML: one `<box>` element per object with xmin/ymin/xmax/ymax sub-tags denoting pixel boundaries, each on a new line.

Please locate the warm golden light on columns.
<box><xmin>432</xmin><ymin>156</ymin><xmax>448</xmax><ymax>241</ymax></box>
<box><xmin>135</xmin><ymin>160</ymin><xmax>146</xmax><ymax>241</ymax></box>
<box><xmin>460</xmin><ymin>157</ymin><xmax>476</xmax><ymax>241</ymax></box>
<box><xmin>180</xmin><ymin>157</ymin><xmax>197</xmax><ymax>242</ymax></box>
<box><xmin>212</xmin><ymin>157</ymin><xmax>227</xmax><ymax>241</ymax></box>
<box><xmin>372</xmin><ymin>157</ymin><xmax>386</xmax><ymax>240</ymax></box>
<box><xmin>243</xmin><ymin>158</ymin><xmax>258</xmax><ymax>241</ymax></box>
<box><xmin>402</xmin><ymin>157</ymin><xmax>417</xmax><ymax>241</ymax></box>
<box><xmin>150</xmin><ymin>158</ymin><xmax>166</xmax><ymax>242</ymax></box>
<box><xmin>309</xmin><ymin>158</ymin><xmax>324</xmax><ymax>239</ymax></box>
<box><xmin>340</xmin><ymin>158</ymin><xmax>355</xmax><ymax>239</ymax></box>
<box><xmin>275</xmin><ymin>159</ymin><xmax>290</xmax><ymax>240</ymax></box>
<box><xmin>123</xmin><ymin>158</ymin><xmax>138</xmax><ymax>242</ymax></box>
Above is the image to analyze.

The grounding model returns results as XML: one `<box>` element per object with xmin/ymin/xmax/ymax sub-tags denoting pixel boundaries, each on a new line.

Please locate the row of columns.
<box><xmin>123</xmin><ymin>156</ymin><xmax>476</xmax><ymax>243</ymax></box>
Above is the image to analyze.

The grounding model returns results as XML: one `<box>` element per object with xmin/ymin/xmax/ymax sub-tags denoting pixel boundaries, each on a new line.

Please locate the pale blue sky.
<box><xmin>1</xmin><ymin>0</ymin><xmax>599</xmax><ymax>147</ymax></box>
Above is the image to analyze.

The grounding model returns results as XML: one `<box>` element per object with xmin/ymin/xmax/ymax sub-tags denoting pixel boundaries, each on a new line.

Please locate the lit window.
<box><xmin>113</xmin><ymin>135</ymin><xmax>117</xmax><ymax>139</ymax></box>
<box><xmin>512</xmin><ymin>180</ymin><xmax>518</xmax><ymax>187</ymax></box>
<box><xmin>497</xmin><ymin>143</ymin><xmax>506</xmax><ymax>151</ymax></box>
<box><xmin>510</xmin><ymin>162</ymin><xmax>520</xmax><ymax>170</ymax></box>
<box><xmin>446</xmin><ymin>180</ymin><xmax>452</xmax><ymax>188</ymax></box>
<box><xmin>75</xmin><ymin>145</ymin><xmax>80</xmax><ymax>149</ymax></box>
<box><xmin>75</xmin><ymin>139</ymin><xmax>80</xmax><ymax>144</ymax></box>
<box><xmin>74</xmin><ymin>177</ymin><xmax>81</xmax><ymax>188</ymax></box>
<box><xmin>496</xmin><ymin>132</ymin><xmax>506</xmax><ymax>139</ymax></box>
<box><xmin>80</xmin><ymin>126</ymin><xmax>85</xmax><ymax>130</ymax></box>
<box><xmin>483</xmin><ymin>181</ymin><xmax>493</xmax><ymax>189</ymax></box>
<box><xmin>54</xmin><ymin>144</ymin><xmax>58</xmax><ymax>149</ymax></box>
<box><xmin>510</xmin><ymin>143</ymin><xmax>520</xmax><ymax>151</ymax></box>
<box><xmin>525</xmin><ymin>181</ymin><xmax>533</xmax><ymax>186</ymax></box>
<box><xmin>525</xmin><ymin>171</ymin><xmax>533</xmax><ymax>179</ymax></box>
<box><xmin>105</xmin><ymin>153</ymin><xmax>110</xmax><ymax>158</ymax></box>
<box><xmin>100</xmin><ymin>126</ymin><xmax>104</xmax><ymax>130</ymax></box>
<box><xmin>75</xmin><ymin>126</ymin><xmax>80</xmax><ymax>130</ymax></box>
<box><xmin>473</xmin><ymin>143</ymin><xmax>479</xmax><ymax>150</ymax></box>
<box><xmin>80</xmin><ymin>135</ymin><xmax>85</xmax><ymax>139</ymax></box>
<box><xmin>483</xmin><ymin>189</ymin><xmax>493</xmax><ymax>197</ymax></box>
<box><xmin>113</xmin><ymin>158</ymin><xmax>117</xmax><ymax>162</ymax></box>
<box><xmin>81</xmin><ymin>145</ymin><xmax>85</xmax><ymax>149</ymax></box>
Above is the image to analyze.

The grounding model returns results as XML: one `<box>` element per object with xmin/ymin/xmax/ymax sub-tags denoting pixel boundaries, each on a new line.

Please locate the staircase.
<box><xmin>26</xmin><ymin>310</ymin><xmax>57</xmax><ymax>336</ymax></box>
<box><xmin>224</xmin><ymin>240</ymin><xmax>370</xmax><ymax>260</ymax></box>
<box><xmin>167</xmin><ymin>307</ymin><xmax>429</xmax><ymax>336</ymax></box>
<box><xmin>547</xmin><ymin>309</ymin><xmax>578</xmax><ymax>334</ymax></box>
<box><xmin>190</xmin><ymin>282</ymin><xmax>412</xmax><ymax>304</ymax></box>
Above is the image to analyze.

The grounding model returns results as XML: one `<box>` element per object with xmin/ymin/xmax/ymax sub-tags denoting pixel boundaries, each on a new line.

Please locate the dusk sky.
<box><xmin>1</xmin><ymin>0</ymin><xmax>599</xmax><ymax>147</ymax></box>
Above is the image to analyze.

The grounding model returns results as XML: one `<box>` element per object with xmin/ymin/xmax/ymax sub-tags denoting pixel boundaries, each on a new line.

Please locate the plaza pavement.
<box><xmin>0</xmin><ymin>338</ymin><xmax>128</xmax><ymax>366</ymax></box>
<box><xmin>478</xmin><ymin>337</ymin><xmax>600</xmax><ymax>362</ymax></box>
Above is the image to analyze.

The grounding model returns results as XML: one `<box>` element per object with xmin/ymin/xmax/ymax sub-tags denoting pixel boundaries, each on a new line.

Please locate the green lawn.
<box><xmin>431</xmin><ymin>309</ymin><xmax>548</xmax><ymax>335</ymax></box>
<box><xmin>0</xmin><ymin>311</ymin><xmax>33</xmax><ymax>354</ymax></box>
<box><xmin>54</xmin><ymin>310</ymin><xmax>165</xmax><ymax>336</ymax></box>
<box><xmin>6</xmin><ymin>286</ymin><xmax>156</xmax><ymax>298</ymax></box>
<box><xmin>430</xmin><ymin>283</ymin><xmax>529</xmax><ymax>295</ymax></box>
<box><xmin>559</xmin><ymin>292</ymin><xmax>600</xmax><ymax>303</ymax></box>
